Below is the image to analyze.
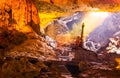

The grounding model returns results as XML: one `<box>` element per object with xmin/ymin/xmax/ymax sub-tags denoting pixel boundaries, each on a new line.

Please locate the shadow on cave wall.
<box><xmin>0</xmin><ymin>27</ymin><xmax>27</xmax><ymax>51</ymax></box>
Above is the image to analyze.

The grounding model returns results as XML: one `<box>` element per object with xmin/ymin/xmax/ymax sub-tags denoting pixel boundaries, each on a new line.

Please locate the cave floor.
<box><xmin>54</xmin><ymin>46</ymin><xmax>120</xmax><ymax>78</ymax></box>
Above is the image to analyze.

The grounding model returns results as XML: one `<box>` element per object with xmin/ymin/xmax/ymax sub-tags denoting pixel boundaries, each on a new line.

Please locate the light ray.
<box><xmin>72</xmin><ymin>12</ymin><xmax>111</xmax><ymax>40</ymax></box>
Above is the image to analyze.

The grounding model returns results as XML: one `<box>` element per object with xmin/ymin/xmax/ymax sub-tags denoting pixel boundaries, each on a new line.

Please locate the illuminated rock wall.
<box><xmin>0</xmin><ymin>0</ymin><xmax>56</xmax><ymax>61</ymax></box>
<box><xmin>41</xmin><ymin>0</ymin><xmax>118</xmax><ymax>5</ymax></box>
<box><xmin>0</xmin><ymin>0</ymin><xmax>40</xmax><ymax>34</ymax></box>
<box><xmin>41</xmin><ymin>0</ymin><xmax>78</xmax><ymax>5</ymax></box>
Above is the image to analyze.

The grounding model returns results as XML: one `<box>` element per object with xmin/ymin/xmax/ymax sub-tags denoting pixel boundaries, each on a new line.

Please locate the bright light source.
<box><xmin>81</xmin><ymin>12</ymin><xmax>111</xmax><ymax>39</ymax></box>
<box><xmin>89</xmin><ymin>12</ymin><xmax>110</xmax><ymax>17</ymax></box>
<box><xmin>91</xmin><ymin>8</ymin><xmax>100</xmax><ymax>11</ymax></box>
<box><xmin>72</xmin><ymin>12</ymin><xmax>111</xmax><ymax>40</ymax></box>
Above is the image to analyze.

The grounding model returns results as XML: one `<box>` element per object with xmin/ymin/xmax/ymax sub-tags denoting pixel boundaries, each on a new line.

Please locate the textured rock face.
<box><xmin>45</xmin><ymin>20</ymin><xmax>73</xmax><ymax>44</ymax></box>
<box><xmin>0</xmin><ymin>0</ymin><xmax>56</xmax><ymax>60</ymax></box>
<box><xmin>45</xmin><ymin>20</ymin><xmax>68</xmax><ymax>39</ymax></box>
<box><xmin>38</xmin><ymin>0</ymin><xmax>120</xmax><ymax>12</ymax></box>
<box><xmin>7</xmin><ymin>35</ymin><xmax>56</xmax><ymax>61</ymax></box>
<box><xmin>0</xmin><ymin>0</ymin><xmax>40</xmax><ymax>50</ymax></box>
<box><xmin>41</xmin><ymin>0</ymin><xmax>117</xmax><ymax>5</ymax></box>
<box><xmin>41</xmin><ymin>0</ymin><xmax>77</xmax><ymax>5</ymax></box>
<box><xmin>41</xmin><ymin>0</ymin><xmax>117</xmax><ymax>6</ymax></box>
<box><xmin>0</xmin><ymin>0</ymin><xmax>40</xmax><ymax>34</ymax></box>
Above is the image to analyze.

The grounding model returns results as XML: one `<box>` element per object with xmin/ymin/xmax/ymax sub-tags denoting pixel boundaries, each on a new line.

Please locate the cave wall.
<box><xmin>0</xmin><ymin>0</ymin><xmax>41</xmax><ymax>50</ymax></box>
<box><xmin>0</xmin><ymin>0</ymin><xmax>40</xmax><ymax>34</ymax></box>
<box><xmin>41</xmin><ymin>0</ymin><xmax>117</xmax><ymax>5</ymax></box>
<box><xmin>41</xmin><ymin>0</ymin><xmax>91</xmax><ymax>5</ymax></box>
<box><xmin>40</xmin><ymin>0</ymin><xmax>119</xmax><ymax>12</ymax></box>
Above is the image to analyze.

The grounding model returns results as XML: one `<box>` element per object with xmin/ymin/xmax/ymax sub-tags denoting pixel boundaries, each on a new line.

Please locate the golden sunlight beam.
<box><xmin>81</xmin><ymin>12</ymin><xmax>110</xmax><ymax>39</ymax></box>
<box><xmin>72</xmin><ymin>12</ymin><xmax>111</xmax><ymax>40</ymax></box>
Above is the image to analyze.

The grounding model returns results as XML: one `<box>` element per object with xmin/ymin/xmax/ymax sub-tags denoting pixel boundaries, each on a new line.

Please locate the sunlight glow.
<box><xmin>81</xmin><ymin>12</ymin><xmax>111</xmax><ymax>39</ymax></box>
<box><xmin>72</xmin><ymin>12</ymin><xmax>111</xmax><ymax>40</ymax></box>
<box><xmin>39</xmin><ymin>12</ymin><xmax>63</xmax><ymax>29</ymax></box>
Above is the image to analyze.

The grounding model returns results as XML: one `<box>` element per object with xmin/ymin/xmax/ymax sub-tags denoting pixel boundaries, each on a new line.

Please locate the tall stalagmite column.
<box><xmin>80</xmin><ymin>23</ymin><xmax>85</xmax><ymax>47</ymax></box>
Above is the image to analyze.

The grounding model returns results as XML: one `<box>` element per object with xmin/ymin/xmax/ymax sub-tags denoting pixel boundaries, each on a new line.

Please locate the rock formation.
<box><xmin>41</xmin><ymin>0</ymin><xmax>116</xmax><ymax>5</ymax></box>
<box><xmin>0</xmin><ymin>0</ymin><xmax>56</xmax><ymax>60</ymax></box>
<box><xmin>0</xmin><ymin>1</ymin><xmax>59</xmax><ymax>77</ymax></box>
<box><xmin>40</xmin><ymin>0</ymin><xmax>119</xmax><ymax>10</ymax></box>
<box><xmin>45</xmin><ymin>20</ymin><xmax>69</xmax><ymax>40</ymax></box>
<box><xmin>0</xmin><ymin>0</ymin><xmax>40</xmax><ymax>34</ymax></box>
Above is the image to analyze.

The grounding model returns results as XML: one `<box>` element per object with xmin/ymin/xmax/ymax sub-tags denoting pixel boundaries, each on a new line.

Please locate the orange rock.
<box><xmin>0</xmin><ymin>0</ymin><xmax>40</xmax><ymax>34</ymax></box>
